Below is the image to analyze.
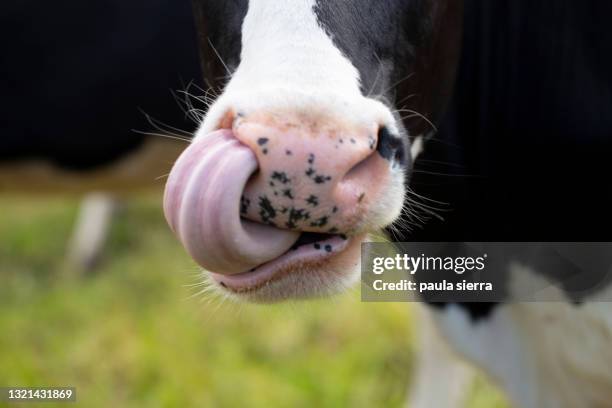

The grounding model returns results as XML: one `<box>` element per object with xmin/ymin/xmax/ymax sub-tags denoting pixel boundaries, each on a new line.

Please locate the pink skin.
<box><xmin>163</xmin><ymin>130</ymin><xmax>300</xmax><ymax>275</ymax></box>
<box><xmin>210</xmin><ymin>235</ymin><xmax>350</xmax><ymax>292</ymax></box>
<box><xmin>164</xmin><ymin>118</ymin><xmax>391</xmax><ymax>290</ymax></box>
<box><xmin>235</xmin><ymin>117</ymin><xmax>385</xmax><ymax>234</ymax></box>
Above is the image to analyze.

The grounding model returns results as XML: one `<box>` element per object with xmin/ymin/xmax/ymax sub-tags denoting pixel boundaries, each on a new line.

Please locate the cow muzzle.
<box><xmin>163</xmin><ymin>114</ymin><xmax>393</xmax><ymax>280</ymax></box>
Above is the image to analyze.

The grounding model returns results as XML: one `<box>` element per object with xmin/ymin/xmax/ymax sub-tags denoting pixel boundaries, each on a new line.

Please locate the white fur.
<box><xmin>198</xmin><ymin>0</ymin><xmax>400</xmax><ymax>138</ymax></box>
<box><xmin>196</xmin><ymin>0</ymin><xmax>407</xmax><ymax>271</ymax></box>
<box><xmin>410</xmin><ymin>135</ymin><xmax>425</xmax><ymax>160</ymax></box>
<box><xmin>409</xmin><ymin>305</ymin><xmax>475</xmax><ymax>408</ymax></box>
<box><xmin>427</xmin><ymin>264</ymin><xmax>612</xmax><ymax>408</ymax></box>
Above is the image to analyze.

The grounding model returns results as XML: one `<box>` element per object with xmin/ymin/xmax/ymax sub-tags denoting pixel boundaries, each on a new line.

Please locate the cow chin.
<box><xmin>208</xmin><ymin>232</ymin><xmax>365</xmax><ymax>303</ymax></box>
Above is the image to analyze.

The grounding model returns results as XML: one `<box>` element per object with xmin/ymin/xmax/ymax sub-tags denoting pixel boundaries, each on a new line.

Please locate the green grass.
<box><xmin>0</xmin><ymin>194</ymin><xmax>509</xmax><ymax>407</ymax></box>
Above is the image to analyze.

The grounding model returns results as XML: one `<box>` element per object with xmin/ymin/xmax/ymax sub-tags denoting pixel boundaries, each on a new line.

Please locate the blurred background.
<box><xmin>0</xmin><ymin>195</ymin><xmax>508</xmax><ymax>407</ymax></box>
<box><xmin>0</xmin><ymin>0</ymin><xmax>508</xmax><ymax>406</ymax></box>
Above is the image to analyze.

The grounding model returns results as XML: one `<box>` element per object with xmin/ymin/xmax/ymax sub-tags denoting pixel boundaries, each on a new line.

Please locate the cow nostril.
<box><xmin>376</xmin><ymin>126</ymin><xmax>406</xmax><ymax>166</ymax></box>
<box><xmin>218</xmin><ymin>110</ymin><xmax>236</xmax><ymax>130</ymax></box>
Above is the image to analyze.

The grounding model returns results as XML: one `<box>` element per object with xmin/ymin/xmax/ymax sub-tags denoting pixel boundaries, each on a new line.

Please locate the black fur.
<box><xmin>313</xmin><ymin>0</ymin><xmax>426</xmax><ymax>99</ymax></box>
<box><xmin>314</xmin><ymin>0</ymin><xmax>432</xmax><ymax>164</ymax></box>
<box><xmin>410</xmin><ymin>0</ymin><xmax>612</xmax><ymax>320</ymax></box>
<box><xmin>0</xmin><ymin>0</ymin><xmax>202</xmax><ymax>170</ymax></box>
<box><xmin>191</xmin><ymin>0</ymin><xmax>248</xmax><ymax>89</ymax></box>
<box><xmin>410</xmin><ymin>0</ymin><xmax>612</xmax><ymax>242</ymax></box>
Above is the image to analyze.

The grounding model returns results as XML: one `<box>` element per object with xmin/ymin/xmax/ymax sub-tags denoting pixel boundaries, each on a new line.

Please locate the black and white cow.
<box><xmin>167</xmin><ymin>0</ymin><xmax>462</xmax><ymax>297</ymax></box>
<box><xmin>163</xmin><ymin>0</ymin><xmax>612</xmax><ymax>407</ymax></box>
<box><xmin>1</xmin><ymin>0</ymin><xmax>202</xmax><ymax>267</ymax></box>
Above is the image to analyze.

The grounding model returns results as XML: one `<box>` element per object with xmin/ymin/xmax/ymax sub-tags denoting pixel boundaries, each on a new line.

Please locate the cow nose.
<box><xmin>235</xmin><ymin>115</ymin><xmax>391</xmax><ymax>234</ymax></box>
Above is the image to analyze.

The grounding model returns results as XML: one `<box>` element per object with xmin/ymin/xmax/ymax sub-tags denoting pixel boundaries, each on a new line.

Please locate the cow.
<box><xmin>164</xmin><ymin>0</ymin><xmax>612</xmax><ymax>407</ymax></box>
<box><xmin>0</xmin><ymin>0</ymin><xmax>202</xmax><ymax>268</ymax></box>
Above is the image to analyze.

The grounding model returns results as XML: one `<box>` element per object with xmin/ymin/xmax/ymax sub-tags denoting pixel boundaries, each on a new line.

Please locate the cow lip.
<box><xmin>209</xmin><ymin>233</ymin><xmax>352</xmax><ymax>293</ymax></box>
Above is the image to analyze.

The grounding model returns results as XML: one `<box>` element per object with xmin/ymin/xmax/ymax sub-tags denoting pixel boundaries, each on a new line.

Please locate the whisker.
<box><xmin>395</xmin><ymin>92</ymin><xmax>417</xmax><ymax>107</ymax></box>
<box><xmin>412</xmin><ymin>169</ymin><xmax>484</xmax><ymax>178</ymax></box>
<box><xmin>415</xmin><ymin>158</ymin><xmax>467</xmax><ymax>169</ymax></box>
<box><xmin>141</xmin><ymin>109</ymin><xmax>195</xmax><ymax>136</ymax></box>
<box><xmin>172</xmin><ymin>90</ymin><xmax>205</xmax><ymax>125</ymax></box>
<box><xmin>207</xmin><ymin>38</ymin><xmax>232</xmax><ymax>76</ymax></box>
<box><xmin>405</xmin><ymin>187</ymin><xmax>449</xmax><ymax>206</ymax></box>
<box><xmin>396</xmin><ymin>107</ymin><xmax>438</xmax><ymax>133</ymax></box>
<box><xmin>384</xmin><ymin>72</ymin><xmax>416</xmax><ymax>97</ymax></box>
<box><xmin>367</xmin><ymin>53</ymin><xmax>385</xmax><ymax>98</ymax></box>
<box><xmin>132</xmin><ymin>130</ymin><xmax>191</xmax><ymax>143</ymax></box>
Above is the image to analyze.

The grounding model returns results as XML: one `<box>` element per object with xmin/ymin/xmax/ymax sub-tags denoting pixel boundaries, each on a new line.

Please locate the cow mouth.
<box><xmin>209</xmin><ymin>232</ymin><xmax>355</xmax><ymax>293</ymax></box>
<box><xmin>163</xmin><ymin>129</ymin><xmax>364</xmax><ymax>296</ymax></box>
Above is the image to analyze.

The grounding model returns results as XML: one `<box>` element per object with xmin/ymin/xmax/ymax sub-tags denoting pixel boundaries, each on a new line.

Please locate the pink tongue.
<box><xmin>163</xmin><ymin>129</ymin><xmax>300</xmax><ymax>275</ymax></box>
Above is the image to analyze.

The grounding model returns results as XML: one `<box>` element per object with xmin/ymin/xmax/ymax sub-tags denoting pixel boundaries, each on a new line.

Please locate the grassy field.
<box><xmin>0</xmin><ymin>194</ymin><xmax>508</xmax><ymax>407</ymax></box>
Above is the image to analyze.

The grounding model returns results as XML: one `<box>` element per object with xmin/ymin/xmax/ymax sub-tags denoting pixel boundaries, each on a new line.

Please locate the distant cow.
<box><xmin>0</xmin><ymin>0</ymin><xmax>203</xmax><ymax>190</ymax></box>
<box><xmin>0</xmin><ymin>0</ymin><xmax>202</xmax><ymax>267</ymax></box>
<box><xmin>163</xmin><ymin>1</ymin><xmax>612</xmax><ymax>407</ymax></box>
